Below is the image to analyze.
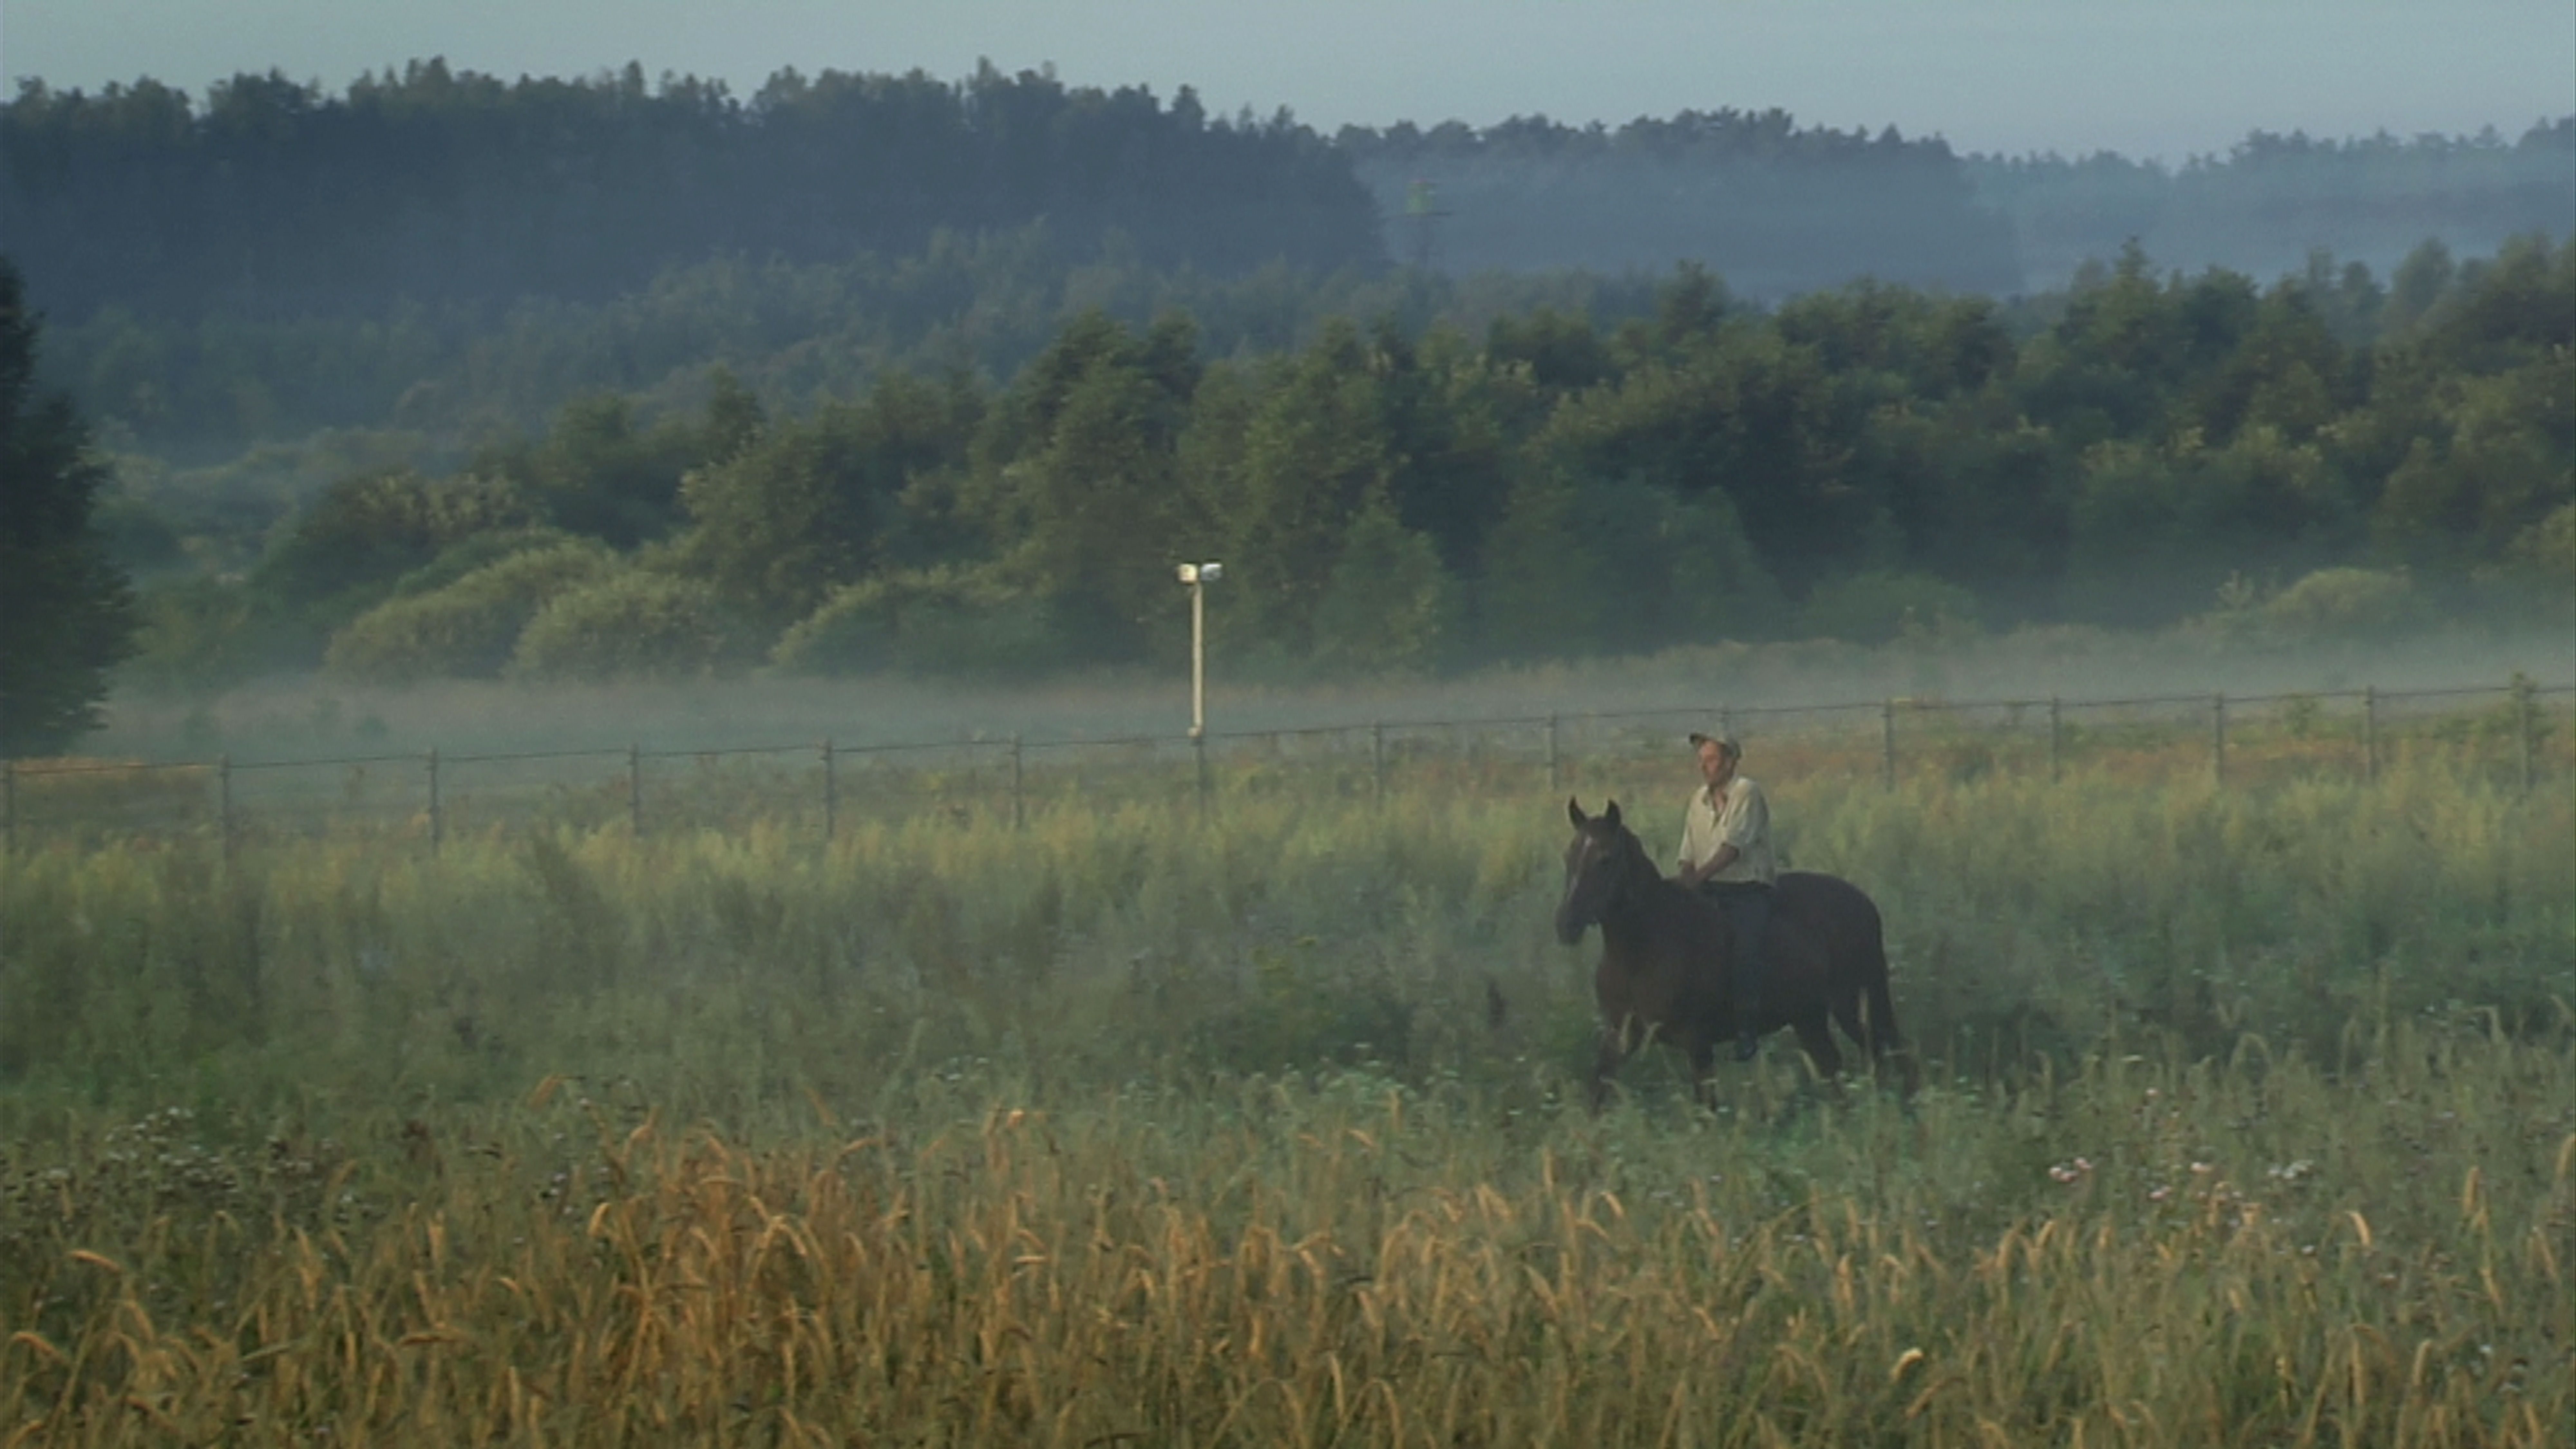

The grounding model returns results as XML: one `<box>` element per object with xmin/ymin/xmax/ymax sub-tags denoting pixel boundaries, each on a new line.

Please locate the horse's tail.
<box><xmin>1866</xmin><ymin>976</ymin><xmax>1920</xmax><ymax>1096</ymax></box>
<box><xmin>1854</xmin><ymin>921</ymin><xmax>1919</xmax><ymax>1096</ymax></box>
<box><xmin>1862</xmin><ymin>968</ymin><xmax>1904</xmax><ymax>1054</ymax></box>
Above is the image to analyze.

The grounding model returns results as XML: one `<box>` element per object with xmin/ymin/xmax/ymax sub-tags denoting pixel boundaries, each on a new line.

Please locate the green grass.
<box><xmin>2</xmin><ymin>752</ymin><xmax>2570</xmax><ymax>1444</ymax></box>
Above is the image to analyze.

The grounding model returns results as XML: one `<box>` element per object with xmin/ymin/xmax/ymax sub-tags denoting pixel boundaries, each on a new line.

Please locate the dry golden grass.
<box><xmin>5</xmin><ymin>1033</ymin><xmax>2569</xmax><ymax>1446</ymax></box>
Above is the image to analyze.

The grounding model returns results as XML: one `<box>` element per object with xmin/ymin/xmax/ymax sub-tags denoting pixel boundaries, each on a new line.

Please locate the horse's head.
<box><xmin>1557</xmin><ymin>797</ymin><xmax>1651</xmax><ymax>945</ymax></box>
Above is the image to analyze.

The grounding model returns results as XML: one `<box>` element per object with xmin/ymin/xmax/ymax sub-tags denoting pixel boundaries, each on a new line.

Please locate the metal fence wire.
<box><xmin>5</xmin><ymin>679</ymin><xmax>2568</xmax><ymax>853</ymax></box>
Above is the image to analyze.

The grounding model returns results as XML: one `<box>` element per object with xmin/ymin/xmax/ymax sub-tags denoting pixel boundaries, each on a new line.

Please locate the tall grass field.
<box><xmin>3</xmin><ymin>740</ymin><xmax>2570</xmax><ymax>1445</ymax></box>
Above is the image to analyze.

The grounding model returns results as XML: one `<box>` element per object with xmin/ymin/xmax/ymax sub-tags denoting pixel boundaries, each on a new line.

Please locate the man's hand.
<box><xmin>1678</xmin><ymin>843</ymin><xmax>1740</xmax><ymax>887</ymax></box>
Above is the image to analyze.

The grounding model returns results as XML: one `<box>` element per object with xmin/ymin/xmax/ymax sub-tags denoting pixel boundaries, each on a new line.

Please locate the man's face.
<box><xmin>1698</xmin><ymin>740</ymin><xmax>1734</xmax><ymax>788</ymax></box>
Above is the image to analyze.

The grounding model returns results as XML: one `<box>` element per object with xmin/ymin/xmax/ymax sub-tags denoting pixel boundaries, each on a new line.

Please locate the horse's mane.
<box><xmin>1612</xmin><ymin>819</ymin><xmax>1663</xmax><ymax>876</ymax></box>
<box><xmin>1593</xmin><ymin>813</ymin><xmax>1691</xmax><ymax>910</ymax></box>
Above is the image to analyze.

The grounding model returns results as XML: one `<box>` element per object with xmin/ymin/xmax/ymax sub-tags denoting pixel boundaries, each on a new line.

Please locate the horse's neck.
<box><xmin>1598</xmin><ymin>862</ymin><xmax>1694</xmax><ymax>950</ymax></box>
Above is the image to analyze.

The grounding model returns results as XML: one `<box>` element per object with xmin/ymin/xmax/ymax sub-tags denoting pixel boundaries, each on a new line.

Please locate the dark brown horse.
<box><xmin>1556</xmin><ymin>798</ymin><xmax>1916</xmax><ymax>1110</ymax></box>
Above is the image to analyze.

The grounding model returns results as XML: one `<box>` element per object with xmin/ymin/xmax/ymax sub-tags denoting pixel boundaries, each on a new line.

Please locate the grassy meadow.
<box><xmin>2</xmin><ymin>737</ymin><xmax>2571</xmax><ymax>1445</ymax></box>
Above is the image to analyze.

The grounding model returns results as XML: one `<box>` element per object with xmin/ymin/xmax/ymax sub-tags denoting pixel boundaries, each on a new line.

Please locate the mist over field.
<box><xmin>82</xmin><ymin>618</ymin><xmax>2575</xmax><ymax>767</ymax></box>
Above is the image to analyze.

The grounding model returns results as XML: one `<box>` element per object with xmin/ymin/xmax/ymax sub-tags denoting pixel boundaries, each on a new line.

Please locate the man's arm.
<box><xmin>1676</xmin><ymin>842</ymin><xmax>1741</xmax><ymax>886</ymax></box>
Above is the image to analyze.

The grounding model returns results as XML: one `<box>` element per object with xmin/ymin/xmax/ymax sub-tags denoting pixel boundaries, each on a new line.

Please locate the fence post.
<box><xmin>2048</xmin><ymin>695</ymin><xmax>2063</xmax><ymax>784</ymax></box>
<box><xmin>1880</xmin><ymin>700</ymin><xmax>1897</xmax><ymax>791</ymax></box>
<box><xmin>820</xmin><ymin>739</ymin><xmax>836</xmax><ymax>844</ymax></box>
<box><xmin>628</xmin><ymin>743</ymin><xmax>643</xmax><ymax>836</ymax></box>
<box><xmin>1372</xmin><ymin>721</ymin><xmax>1387</xmax><ymax>807</ymax></box>
<box><xmin>218</xmin><ymin>753</ymin><xmax>234</xmax><ymax>860</ymax></box>
<box><xmin>1009</xmin><ymin>734</ymin><xmax>1025</xmax><ymax>831</ymax></box>
<box><xmin>2211</xmin><ymin>694</ymin><xmax>2227</xmax><ymax>784</ymax></box>
<box><xmin>1545</xmin><ymin>714</ymin><xmax>1560</xmax><ymax>794</ymax></box>
<box><xmin>2361</xmin><ymin>687</ymin><xmax>2377</xmax><ymax>785</ymax></box>
<box><xmin>2</xmin><ymin>757</ymin><xmax>14</xmax><ymax>853</ymax></box>
<box><xmin>426</xmin><ymin>747</ymin><xmax>442</xmax><ymax>856</ymax></box>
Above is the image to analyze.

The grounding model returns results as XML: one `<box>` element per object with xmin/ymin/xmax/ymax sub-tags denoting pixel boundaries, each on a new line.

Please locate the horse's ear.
<box><xmin>1603</xmin><ymin>799</ymin><xmax>1622</xmax><ymax>829</ymax></box>
<box><xmin>1567</xmin><ymin>797</ymin><xmax>1586</xmax><ymax>827</ymax></box>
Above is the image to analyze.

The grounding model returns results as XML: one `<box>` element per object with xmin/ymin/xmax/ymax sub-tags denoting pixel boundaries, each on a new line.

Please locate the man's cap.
<box><xmin>1688</xmin><ymin>731</ymin><xmax>1742</xmax><ymax>757</ymax></box>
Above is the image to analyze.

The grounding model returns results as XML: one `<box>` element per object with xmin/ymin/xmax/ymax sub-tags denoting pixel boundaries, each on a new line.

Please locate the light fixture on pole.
<box><xmin>1175</xmin><ymin>562</ymin><xmax>1222</xmax><ymax>738</ymax></box>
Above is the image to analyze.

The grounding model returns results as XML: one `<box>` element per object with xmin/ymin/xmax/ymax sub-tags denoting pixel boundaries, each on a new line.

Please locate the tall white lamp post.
<box><xmin>1175</xmin><ymin>562</ymin><xmax>1222</xmax><ymax>738</ymax></box>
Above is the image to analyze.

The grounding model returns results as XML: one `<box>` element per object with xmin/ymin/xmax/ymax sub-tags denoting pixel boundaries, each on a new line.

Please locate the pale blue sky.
<box><xmin>7</xmin><ymin>0</ymin><xmax>2571</xmax><ymax>162</ymax></box>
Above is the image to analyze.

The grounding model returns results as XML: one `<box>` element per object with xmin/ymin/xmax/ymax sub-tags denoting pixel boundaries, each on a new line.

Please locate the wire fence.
<box><xmin>5</xmin><ymin>677</ymin><xmax>2568</xmax><ymax>855</ymax></box>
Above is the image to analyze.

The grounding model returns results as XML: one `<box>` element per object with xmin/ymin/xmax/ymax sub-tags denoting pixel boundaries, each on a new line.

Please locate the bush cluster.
<box><xmin>324</xmin><ymin>535</ymin><xmax>616</xmax><ymax>681</ymax></box>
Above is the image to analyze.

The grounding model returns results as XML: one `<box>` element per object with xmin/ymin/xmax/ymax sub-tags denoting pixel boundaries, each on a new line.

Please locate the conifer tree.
<box><xmin>0</xmin><ymin>259</ymin><xmax>135</xmax><ymax>756</ymax></box>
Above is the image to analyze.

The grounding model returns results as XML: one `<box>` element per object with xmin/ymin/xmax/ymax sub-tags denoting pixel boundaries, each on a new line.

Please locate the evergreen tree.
<box><xmin>0</xmin><ymin>259</ymin><xmax>136</xmax><ymax>755</ymax></box>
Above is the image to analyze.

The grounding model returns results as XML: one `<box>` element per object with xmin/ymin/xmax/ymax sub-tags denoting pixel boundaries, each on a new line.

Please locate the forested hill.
<box><xmin>8</xmin><ymin>61</ymin><xmax>2568</xmax><ymax>330</ymax></box>
<box><xmin>0</xmin><ymin>60</ymin><xmax>1381</xmax><ymax>323</ymax></box>
<box><xmin>1343</xmin><ymin>114</ymin><xmax>2574</xmax><ymax>298</ymax></box>
<box><xmin>1970</xmin><ymin>121</ymin><xmax>2576</xmax><ymax>292</ymax></box>
<box><xmin>1338</xmin><ymin>112</ymin><xmax>2025</xmax><ymax>298</ymax></box>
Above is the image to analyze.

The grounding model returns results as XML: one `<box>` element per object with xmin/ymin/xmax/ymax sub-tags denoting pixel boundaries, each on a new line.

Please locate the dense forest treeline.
<box><xmin>83</xmin><ymin>232</ymin><xmax>2572</xmax><ymax>695</ymax></box>
<box><xmin>43</xmin><ymin>226</ymin><xmax>1664</xmax><ymax>462</ymax></box>
<box><xmin>6</xmin><ymin>62</ymin><xmax>2567</xmax><ymax>384</ymax></box>
<box><xmin>1340</xmin><ymin>110</ymin><xmax>2023</xmax><ymax>295</ymax></box>
<box><xmin>0</xmin><ymin>60</ymin><xmax>1377</xmax><ymax>323</ymax></box>
<box><xmin>1967</xmin><ymin>120</ymin><xmax>2576</xmax><ymax>290</ymax></box>
<box><xmin>1</xmin><ymin>59</ymin><xmax>2567</xmax><ymax>702</ymax></box>
<box><xmin>1342</xmin><ymin>115</ymin><xmax>2571</xmax><ymax>294</ymax></box>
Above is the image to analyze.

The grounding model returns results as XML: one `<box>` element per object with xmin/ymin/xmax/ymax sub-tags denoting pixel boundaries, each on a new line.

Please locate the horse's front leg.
<box><xmin>1685</xmin><ymin>1038</ymin><xmax>1717</xmax><ymax>1109</ymax></box>
<box><xmin>1588</xmin><ymin>1022</ymin><xmax>1633</xmax><ymax>1113</ymax></box>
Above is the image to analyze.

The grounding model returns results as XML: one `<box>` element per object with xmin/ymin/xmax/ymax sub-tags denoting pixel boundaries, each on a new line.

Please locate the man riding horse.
<box><xmin>1672</xmin><ymin>731</ymin><xmax>1772</xmax><ymax>1061</ymax></box>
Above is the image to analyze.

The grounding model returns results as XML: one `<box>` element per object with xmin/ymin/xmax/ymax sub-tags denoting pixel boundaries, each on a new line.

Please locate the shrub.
<box><xmin>326</xmin><ymin>539</ymin><xmax>620</xmax><ymax>681</ymax></box>
<box><xmin>770</xmin><ymin>568</ymin><xmax>1056</xmax><ymax>676</ymax></box>
<box><xmin>2486</xmin><ymin>501</ymin><xmax>2575</xmax><ymax>595</ymax></box>
<box><xmin>386</xmin><ymin>526</ymin><xmax>585</xmax><ymax>599</ymax></box>
<box><xmin>122</xmin><ymin>576</ymin><xmax>265</xmax><ymax>688</ymax></box>
<box><xmin>1798</xmin><ymin>570</ymin><xmax>1982</xmax><ymax>645</ymax></box>
<box><xmin>507</xmin><ymin>570</ymin><xmax>750</xmax><ymax>682</ymax></box>
<box><xmin>2258</xmin><ymin>566</ymin><xmax>2420</xmax><ymax>639</ymax></box>
<box><xmin>1312</xmin><ymin>502</ymin><xmax>1457</xmax><ymax>674</ymax></box>
<box><xmin>250</xmin><ymin>470</ymin><xmax>534</xmax><ymax>618</ymax></box>
<box><xmin>1475</xmin><ymin>476</ymin><xmax>1783</xmax><ymax>661</ymax></box>
<box><xmin>2192</xmin><ymin>566</ymin><xmax>2421</xmax><ymax>649</ymax></box>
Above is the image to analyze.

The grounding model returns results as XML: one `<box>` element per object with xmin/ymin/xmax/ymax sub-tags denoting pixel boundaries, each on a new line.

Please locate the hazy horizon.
<box><xmin>10</xmin><ymin>0</ymin><xmax>2573</xmax><ymax>165</ymax></box>
<box><xmin>89</xmin><ymin>620</ymin><xmax>2576</xmax><ymax>766</ymax></box>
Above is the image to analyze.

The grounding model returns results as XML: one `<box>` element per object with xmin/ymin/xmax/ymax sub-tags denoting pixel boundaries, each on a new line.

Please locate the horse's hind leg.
<box><xmin>1860</xmin><ymin>975</ymin><xmax>1920</xmax><ymax>1098</ymax></box>
<box><xmin>1792</xmin><ymin>1014</ymin><xmax>1845</xmax><ymax>1082</ymax></box>
<box><xmin>1830</xmin><ymin>991</ymin><xmax>1869</xmax><ymax>1060</ymax></box>
<box><xmin>1830</xmin><ymin>992</ymin><xmax>1890</xmax><ymax>1085</ymax></box>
